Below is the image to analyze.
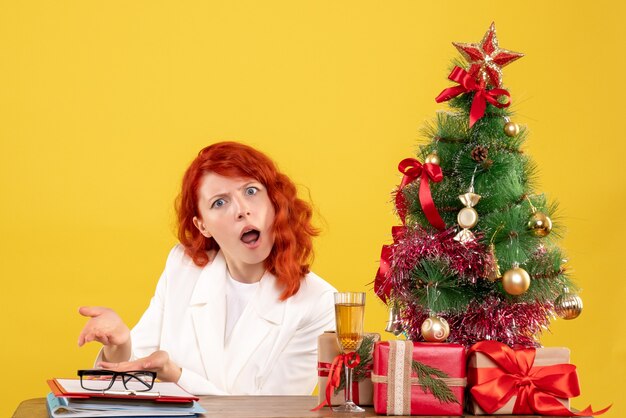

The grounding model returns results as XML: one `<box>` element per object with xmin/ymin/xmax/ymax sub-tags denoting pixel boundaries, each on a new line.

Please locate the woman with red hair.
<box><xmin>78</xmin><ymin>142</ymin><xmax>336</xmax><ymax>395</ymax></box>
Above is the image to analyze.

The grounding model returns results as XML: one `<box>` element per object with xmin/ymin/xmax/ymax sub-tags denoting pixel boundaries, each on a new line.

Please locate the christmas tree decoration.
<box><xmin>503</xmin><ymin>117</ymin><xmax>520</xmax><ymax>137</ymax></box>
<box><xmin>453</xmin><ymin>22</ymin><xmax>524</xmax><ymax>88</ymax></box>
<box><xmin>526</xmin><ymin>196</ymin><xmax>553</xmax><ymax>237</ymax></box>
<box><xmin>435</xmin><ymin>67</ymin><xmax>511</xmax><ymax>128</ymax></box>
<box><xmin>420</xmin><ymin>314</ymin><xmax>450</xmax><ymax>342</ymax></box>
<box><xmin>454</xmin><ymin>186</ymin><xmax>481</xmax><ymax>243</ymax></box>
<box><xmin>457</xmin><ymin>190</ymin><xmax>480</xmax><ymax>228</ymax></box>
<box><xmin>387</xmin><ymin>227</ymin><xmax>490</xmax><ymax>285</ymax></box>
<box><xmin>485</xmin><ymin>243</ymin><xmax>502</xmax><ymax>282</ymax></box>
<box><xmin>424</xmin><ymin>151</ymin><xmax>440</xmax><ymax>166</ymax></box>
<box><xmin>554</xmin><ymin>288</ymin><xmax>583</xmax><ymax>320</ymax></box>
<box><xmin>528</xmin><ymin>211</ymin><xmax>553</xmax><ymax>237</ymax></box>
<box><xmin>384</xmin><ymin>302</ymin><xmax>404</xmax><ymax>336</ymax></box>
<box><xmin>470</xmin><ymin>145</ymin><xmax>488</xmax><ymax>163</ymax></box>
<box><xmin>395</xmin><ymin>158</ymin><xmax>446</xmax><ymax>230</ymax></box>
<box><xmin>501</xmin><ymin>263</ymin><xmax>531</xmax><ymax>295</ymax></box>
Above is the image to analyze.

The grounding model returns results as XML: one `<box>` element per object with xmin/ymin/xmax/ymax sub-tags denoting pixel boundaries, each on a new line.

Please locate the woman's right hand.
<box><xmin>78</xmin><ymin>306</ymin><xmax>130</xmax><ymax>347</ymax></box>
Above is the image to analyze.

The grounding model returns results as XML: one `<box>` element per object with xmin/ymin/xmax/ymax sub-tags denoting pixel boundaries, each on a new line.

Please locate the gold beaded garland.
<box><xmin>420</xmin><ymin>315</ymin><xmax>450</xmax><ymax>342</ymax></box>
<box><xmin>501</xmin><ymin>263</ymin><xmax>531</xmax><ymax>295</ymax></box>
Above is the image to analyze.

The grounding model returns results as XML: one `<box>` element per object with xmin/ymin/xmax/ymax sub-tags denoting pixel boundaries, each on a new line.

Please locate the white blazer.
<box><xmin>129</xmin><ymin>244</ymin><xmax>337</xmax><ymax>395</ymax></box>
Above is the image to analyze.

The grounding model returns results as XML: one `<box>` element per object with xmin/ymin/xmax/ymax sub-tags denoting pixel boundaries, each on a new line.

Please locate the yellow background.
<box><xmin>1</xmin><ymin>1</ymin><xmax>624</xmax><ymax>416</ymax></box>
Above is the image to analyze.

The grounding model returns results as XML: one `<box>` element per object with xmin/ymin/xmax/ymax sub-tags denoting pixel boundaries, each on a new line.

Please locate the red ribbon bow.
<box><xmin>374</xmin><ymin>226</ymin><xmax>405</xmax><ymax>303</ymax></box>
<box><xmin>311</xmin><ymin>352</ymin><xmax>361</xmax><ymax>411</ymax></box>
<box><xmin>468</xmin><ymin>341</ymin><xmax>611</xmax><ymax>416</ymax></box>
<box><xmin>395</xmin><ymin>158</ymin><xmax>446</xmax><ymax>230</ymax></box>
<box><xmin>435</xmin><ymin>66</ymin><xmax>511</xmax><ymax>127</ymax></box>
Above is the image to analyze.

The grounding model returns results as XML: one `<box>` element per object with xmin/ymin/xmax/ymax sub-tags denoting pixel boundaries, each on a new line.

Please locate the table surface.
<box><xmin>13</xmin><ymin>396</ymin><xmax>585</xmax><ymax>418</ymax></box>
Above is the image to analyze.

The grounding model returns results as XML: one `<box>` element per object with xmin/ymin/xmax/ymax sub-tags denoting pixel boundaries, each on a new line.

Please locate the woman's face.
<box><xmin>193</xmin><ymin>172</ymin><xmax>276</xmax><ymax>281</ymax></box>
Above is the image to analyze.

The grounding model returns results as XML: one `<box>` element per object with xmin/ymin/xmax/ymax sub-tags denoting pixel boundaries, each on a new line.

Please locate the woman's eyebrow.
<box><xmin>206</xmin><ymin>191</ymin><xmax>229</xmax><ymax>202</ymax></box>
<box><xmin>239</xmin><ymin>181</ymin><xmax>262</xmax><ymax>189</ymax></box>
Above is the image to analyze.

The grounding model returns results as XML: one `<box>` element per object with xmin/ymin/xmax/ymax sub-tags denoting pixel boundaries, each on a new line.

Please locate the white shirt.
<box><xmin>225</xmin><ymin>272</ymin><xmax>260</xmax><ymax>344</ymax></box>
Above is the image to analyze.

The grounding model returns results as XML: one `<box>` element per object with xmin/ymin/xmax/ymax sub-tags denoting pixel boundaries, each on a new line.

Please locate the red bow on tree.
<box><xmin>435</xmin><ymin>66</ymin><xmax>511</xmax><ymax>127</ymax></box>
<box><xmin>468</xmin><ymin>341</ymin><xmax>611</xmax><ymax>416</ymax></box>
<box><xmin>395</xmin><ymin>158</ymin><xmax>446</xmax><ymax>230</ymax></box>
<box><xmin>374</xmin><ymin>226</ymin><xmax>405</xmax><ymax>303</ymax></box>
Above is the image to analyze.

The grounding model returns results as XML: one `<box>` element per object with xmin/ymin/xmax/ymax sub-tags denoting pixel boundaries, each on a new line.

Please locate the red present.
<box><xmin>317</xmin><ymin>331</ymin><xmax>380</xmax><ymax>406</ymax></box>
<box><xmin>372</xmin><ymin>340</ymin><xmax>466</xmax><ymax>416</ymax></box>
<box><xmin>467</xmin><ymin>340</ymin><xmax>611</xmax><ymax>416</ymax></box>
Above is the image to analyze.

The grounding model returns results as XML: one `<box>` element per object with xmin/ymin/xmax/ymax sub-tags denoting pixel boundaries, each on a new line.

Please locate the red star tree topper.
<box><xmin>453</xmin><ymin>22</ymin><xmax>523</xmax><ymax>88</ymax></box>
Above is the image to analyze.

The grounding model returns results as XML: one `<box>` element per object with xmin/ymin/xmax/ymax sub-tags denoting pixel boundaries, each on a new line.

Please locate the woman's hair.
<box><xmin>176</xmin><ymin>141</ymin><xmax>319</xmax><ymax>300</ymax></box>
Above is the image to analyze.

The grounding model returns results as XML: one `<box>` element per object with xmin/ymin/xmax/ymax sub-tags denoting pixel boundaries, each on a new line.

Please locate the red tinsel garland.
<box><xmin>401</xmin><ymin>297</ymin><xmax>552</xmax><ymax>348</ymax></box>
<box><xmin>385</xmin><ymin>226</ymin><xmax>554</xmax><ymax>348</ymax></box>
<box><xmin>389</xmin><ymin>227</ymin><xmax>490</xmax><ymax>289</ymax></box>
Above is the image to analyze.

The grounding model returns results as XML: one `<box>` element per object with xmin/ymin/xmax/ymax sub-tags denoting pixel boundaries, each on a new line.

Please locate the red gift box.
<box><xmin>372</xmin><ymin>340</ymin><xmax>466</xmax><ymax>416</ymax></box>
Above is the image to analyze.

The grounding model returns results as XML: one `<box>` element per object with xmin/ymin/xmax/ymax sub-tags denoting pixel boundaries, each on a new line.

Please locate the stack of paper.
<box><xmin>46</xmin><ymin>378</ymin><xmax>205</xmax><ymax>418</ymax></box>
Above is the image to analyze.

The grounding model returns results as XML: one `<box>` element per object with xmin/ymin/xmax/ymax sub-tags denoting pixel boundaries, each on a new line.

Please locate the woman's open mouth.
<box><xmin>240</xmin><ymin>228</ymin><xmax>261</xmax><ymax>247</ymax></box>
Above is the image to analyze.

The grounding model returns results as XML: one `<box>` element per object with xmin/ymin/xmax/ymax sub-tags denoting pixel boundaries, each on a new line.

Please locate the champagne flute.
<box><xmin>333</xmin><ymin>292</ymin><xmax>365</xmax><ymax>413</ymax></box>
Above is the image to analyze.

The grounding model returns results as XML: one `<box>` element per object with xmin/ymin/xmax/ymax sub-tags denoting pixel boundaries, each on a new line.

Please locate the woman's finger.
<box><xmin>82</xmin><ymin>331</ymin><xmax>95</xmax><ymax>344</ymax></box>
<box><xmin>77</xmin><ymin>330</ymin><xmax>87</xmax><ymax>346</ymax></box>
<box><xmin>99</xmin><ymin>353</ymin><xmax>164</xmax><ymax>372</ymax></box>
<box><xmin>98</xmin><ymin>360</ymin><xmax>140</xmax><ymax>372</ymax></box>
<box><xmin>78</xmin><ymin>306</ymin><xmax>104</xmax><ymax>318</ymax></box>
<box><xmin>97</xmin><ymin>334</ymin><xmax>110</xmax><ymax>345</ymax></box>
<box><xmin>78</xmin><ymin>322</ymin><xmax>97</xmax><ymax>346</ymax></box>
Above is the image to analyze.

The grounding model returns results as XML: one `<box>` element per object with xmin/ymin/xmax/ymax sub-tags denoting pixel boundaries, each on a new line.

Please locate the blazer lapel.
<box><xmin>189</xmin><ymin>251</ymin><xmax>228</xmax><ymax>390</ymax></box>
<box><xmin>224</xmin><ymin>272</ymin><xmax>286</xmax><ymax>392</ymax></box>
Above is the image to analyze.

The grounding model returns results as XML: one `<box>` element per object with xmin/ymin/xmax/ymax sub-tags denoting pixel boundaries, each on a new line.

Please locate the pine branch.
<box><xmin>411</xmin><ymin>361</ymin><xmax>459</xmax><ymax>404</ymax></box>
<box><xmin>409</xmin><ymin>257</ymin><xmax>472</xmax><ymax>312</ymax></box>
<box><xmin>351</xmin><ymin>335</ymin><xmax>375</xmax><ymax>383</ymax></box>
<box><xmin>335</xmin><ymin>335</ymin><xmax>376</xmax><ymax>393</ymax></box>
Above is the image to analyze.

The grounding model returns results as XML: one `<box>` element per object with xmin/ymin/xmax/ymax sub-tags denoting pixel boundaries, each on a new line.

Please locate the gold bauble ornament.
<box><xmin>501</xmin><ymin>263</ymin><xmax>531</xmax><ymax>295</ymax></box>
<box><xmin>528</xmin><ymin>211</ymin><xmax>553</xmax><ymax>237</ymax></box>
<box><xmin>504</xmin><ymin>121</ymin><xmax>520</xmax><ymax>137</ymax></box>
<box><xmin>420</xmin><ymin>315</ymin><xmax>450</xmax><ymax>342</ymax></box>
<box><xmin>425</xmin><ymin>152</ymin><xmax>440</xmax><ymax>166</ymax></box>
<box><xmin>554</xmin><ymin>288</ymin><xmax>583</xmax><ymax>320</ymax></box>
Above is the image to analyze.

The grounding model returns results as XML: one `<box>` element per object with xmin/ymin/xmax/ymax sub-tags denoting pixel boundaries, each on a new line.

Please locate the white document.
<box><xmin>56</xmin><ymin>378</ymin><xmax>194</xmax><ymax>398</ymax></box>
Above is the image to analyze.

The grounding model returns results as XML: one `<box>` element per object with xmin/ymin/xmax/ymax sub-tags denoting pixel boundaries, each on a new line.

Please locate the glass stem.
<box><xmin>345</xmin><ymin>364</ymin><xmax>354</xmax><ymax>404</ymax></box>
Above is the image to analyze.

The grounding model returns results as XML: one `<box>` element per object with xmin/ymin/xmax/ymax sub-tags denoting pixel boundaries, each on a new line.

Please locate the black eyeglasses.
<box><xmin>77</xmin><ymin>369</ymin><xmax>157</xmax><ymax>392</ymax></box>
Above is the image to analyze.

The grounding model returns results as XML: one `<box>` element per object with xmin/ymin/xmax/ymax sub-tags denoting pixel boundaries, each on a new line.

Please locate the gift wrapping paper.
<box><xmin>468</xmin><ymin>342</ymin><xmax>570</xmax><ymax>415</ymax></box>
<box><xmin>372</xmin><ymin>340</ymin><xmax>466</xmax><ymax>416</ymax></box>
<box><xmin>317</xmin><ymin>331</ymin><xmax>380</xmax><ymax>406</ymax></box>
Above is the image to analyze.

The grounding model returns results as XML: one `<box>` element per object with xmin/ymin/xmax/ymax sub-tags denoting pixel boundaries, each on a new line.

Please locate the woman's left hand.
<box><xmin>98</xmin><ymin>350</ymin><xmax>182</xmax><ymax>383</ymax></box>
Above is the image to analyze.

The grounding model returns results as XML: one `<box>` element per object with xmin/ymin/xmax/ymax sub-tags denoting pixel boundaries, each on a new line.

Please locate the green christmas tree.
<box><xmin>375</xmin><ymin>22</ymin><xmax>583</xmax><ymax>347</ymax></box>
